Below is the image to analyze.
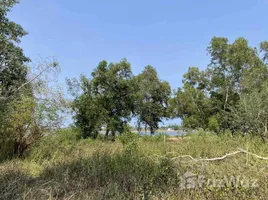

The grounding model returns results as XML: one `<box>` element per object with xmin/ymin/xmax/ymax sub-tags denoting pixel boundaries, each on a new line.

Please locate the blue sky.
<box><xmin>8</xmin><ymin>0</ymin><xmax>268</xmax><ymax>126</ymax></box>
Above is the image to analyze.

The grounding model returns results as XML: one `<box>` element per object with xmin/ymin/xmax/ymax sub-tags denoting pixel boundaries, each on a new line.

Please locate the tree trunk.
<box><xmin>145</xmin><ymin>124</ymin><xmax>147</xmax><ymax>135</ymax></box>
<box><xmin>13</xmin><ymin>137</ymin><xmax>28</xmax><ymax>157</ymax></box>
<box><xmin>150</xmin><ymin>126</ymin><xmax>155</xmax><ymax>135</ymax></box>
<box><xmin>137</xmin><ymin>120</ymin><xmax>141</xmax><ymax>134</ymax></box>
<box><xmin>105</xmin><ymin>129</ymin><xmax>110</xmax><ymax>140</ymax></box>
<box><xmin>111</xmin><ymin>131</ymin><xmax>115</xmax><ymax>142</ymax></box>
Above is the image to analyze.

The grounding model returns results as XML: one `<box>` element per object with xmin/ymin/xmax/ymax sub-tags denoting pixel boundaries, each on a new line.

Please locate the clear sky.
<box><xmin>8</xmin><ymin>0</ymin><xmax>268</xmax><ymax>126</ymax></box>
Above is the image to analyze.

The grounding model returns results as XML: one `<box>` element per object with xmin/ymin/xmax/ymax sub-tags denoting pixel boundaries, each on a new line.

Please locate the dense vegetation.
<box><xmin>1</xmin><ymin>1</ymin><xmax>268</xmax><ymax>199</ymax></box>
<box><xmin>67</xmin><ymin>61</ymin><xmax>171</xmax><ymax>139</ymax></box>
<box><xmin>170</xmin><ymin>37</ymin><xmax>268</xmax><ymax>140</ymax></box>
<box><xmin>1</xmin><ymin>130</ymin><xmax>268</xmax><ymax>199</ymax></box>
<box><xmin>68</xmin><ymin>37</ymin><xmax>268</xmax><ymax>141</ymax></box>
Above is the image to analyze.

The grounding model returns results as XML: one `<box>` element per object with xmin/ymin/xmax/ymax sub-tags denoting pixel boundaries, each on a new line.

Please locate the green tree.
<box><xmin>70</xmin><ymin>59</ymin><xmax>135</xmax><ymax>140</ymax></box>
<box><xmin>91</xmin><ymin>59</ymin><xmax>135</xmax><ymax>140</ymax></box>
<box><xmin>0</xmin><ymin>0</ymin><xmax>31</xmax><ymax>159</ymax></box>
<box><xmin>70</xmin><ymin>75</ymin><xmax>106</xmax><ymax>139</ymax></box>
<box><xmin>0</xmin><ymin>1</ymin><xmax>65</xmax><ymax>158</ymax></box>
<box><xmin>135</xmin><ymin>66</ymin><xmax>171</xmax><ymax>134</ymax></box>
<box><xmin>232</xmin><ymin>77</ymin><xmax>268</xmax><ymax>141</ymax></box>
<box><xmin>206</xmin><ymin>37</ymin><xmax>265</xmax><ymax>129</ymax></box>
<box><xmin>0</xmin><ymin>0</ymin><xmax>30</xmax><ymax>102</ymax></box>
<box><xmin>169</xmin><ymin>67</ymin><xmax>213</xmax><ymax>130</ymax></box>
<box><xmin>170</xmin><ymin>82</ymin><xmax>212</xmax><ymax>130</ymax></box>
<box><xmin>171</xmin><ymin>37</ymin><xmax>268</xmax><ymax>135</ymax></box>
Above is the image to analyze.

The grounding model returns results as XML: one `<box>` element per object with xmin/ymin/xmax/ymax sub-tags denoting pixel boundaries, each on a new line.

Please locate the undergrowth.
<box><xmin>1</xmin><ymin>130</ymin><xmax>268</xmax><ymax>199</ymax></box>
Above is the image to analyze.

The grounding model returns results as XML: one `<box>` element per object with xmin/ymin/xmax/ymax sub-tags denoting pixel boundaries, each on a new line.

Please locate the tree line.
<box><xmin>68</xmin><ymin>37</ymin><xmax>268</xmax><ymax>141</ymax></box>
<box><xmin>171</xmin><ymin>37</ymin><xmax>268</xmax><ymax>141</ymax></box>
<box><xmin>1</xmin><ymin>0</ymin><xmax>268</xmax><ymax>160</ymax></box>
<box><xmin>67</xmin><ymin>61</ymin><xmax>171</xmax><ymax>140</ymax></box>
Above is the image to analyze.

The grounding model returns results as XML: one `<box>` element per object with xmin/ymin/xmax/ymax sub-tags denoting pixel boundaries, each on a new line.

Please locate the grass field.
<box><xmin>1</xmin><ymin>130</ymin><xmax>268</xmax><ymax>199</ymax></box>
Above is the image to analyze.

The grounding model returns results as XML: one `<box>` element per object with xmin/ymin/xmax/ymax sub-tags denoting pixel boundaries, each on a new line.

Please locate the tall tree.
<box><xmin>91</xmin><ymin>59</ymin><xmax>135</xmax><ymax>139</ymax></box>
<box><xmin>171</xmin><ymin>37</ymin><xmax>268</xmax><ymax>134</ymax></box>
<box><xmin>135</xmin><ymin>66</ymin><xmax>171</xmax><ymax>134</ymax></box>
<box><xmin>0</xmin><ymin>0</ymin><xmax>30</xmax><ymax>101</ymax></box>
<box><xmin>207</xmin><ymin>37</ymin><xmax>266</xmax><ymax>130</ymax></box>
<box><xmin>0</xmin><ymin>1</ymin><xmax>65</xmax><ymax>159</ymax></box>
<box><xmin>169</xmin><ymin>67</ymin><xmax>213</xmax><ymax>130</ymax></box>
<box><xmin>71</xmin><ymin>59</ymin><xmax>135</xmax><ymax>140</ymax></box>
<box><xmin>69</xmin><ymin>75</ymin><xmax>106</xmax><ymax>139</ymax></box>
<box><xmin>0</xmin><ymin>0</ymin><xmax>31</xmax><ymax>159</ymax></box>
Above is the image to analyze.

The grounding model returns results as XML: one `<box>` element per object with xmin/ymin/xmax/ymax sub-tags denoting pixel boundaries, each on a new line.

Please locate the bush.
<box><xmin>208</xmin><ymin>116</ymin><xmax>220</xmax><ymax>133</ymax></box>
<box><xmin>118</xmin><ymin>130</ymin><xmax>139</xmax><ymax>154</ymax></box>
<box><xmin>26</xmin><ymin>128</ymin><xmax>81</xmax><ymax>163</ymax></box>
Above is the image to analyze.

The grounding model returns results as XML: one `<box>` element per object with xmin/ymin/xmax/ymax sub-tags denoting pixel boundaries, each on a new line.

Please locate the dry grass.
<box><xmin>1</xmin><ymin>131</ymin><xmax>268</xmax><ymax>199</ymax></box>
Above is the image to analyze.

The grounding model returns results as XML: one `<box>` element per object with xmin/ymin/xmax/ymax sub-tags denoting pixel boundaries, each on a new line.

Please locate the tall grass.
<box><xmin>1</xmin><ymin>130</ymin><xmax>268</xmax><ymax>199</ymax></box>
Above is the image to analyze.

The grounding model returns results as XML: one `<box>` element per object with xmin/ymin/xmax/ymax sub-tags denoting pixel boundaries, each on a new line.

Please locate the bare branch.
<box><xmin>0</xmin><ymin>61</ymin><xmax>57</xmax><ymax>101</ymax></box>
<box><xmin>154</xmin><ymin>149</ymin><xmax>268</xmax><ymax>162</ymax></box>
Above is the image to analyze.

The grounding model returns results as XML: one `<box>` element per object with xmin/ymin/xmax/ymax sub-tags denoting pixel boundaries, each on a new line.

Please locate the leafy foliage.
<box><xmin>0</xmin><ymin>0</ymin><xmax>30</xmax><ymax>101</ymax></box>
<box><xmin>69</xmin><ymin>59</ymin><xmax>135</xmax><ymax>139</ymax></box>
<box><xmin>135</xmin><ymin>66</ymin><xmax>171</xmax><ymax>134</ymax></box>
<box><xmin>0</xmin><ymin>1</ymin><xmax>65</xmax><ymax>160</ymax></box>
<box><xmin>233</xmin><ymin>83</ymin><xmax>268</xmax><ymax>141</ymax></box>
<box><xmin>170</xmin><ymin>37</ymin><xmax>268</xmax><ymax>139</ymax></box>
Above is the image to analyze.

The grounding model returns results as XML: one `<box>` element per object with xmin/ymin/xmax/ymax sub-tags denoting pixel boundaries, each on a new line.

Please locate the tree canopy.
<box><xmin>69</xmin><ymin>61</ymin><xmax>171</xmax><ymax>138</ymax></box>
<box><xmin>135</xmin><ymin>65</ymin><xmax>171</xmax><ymax>134</ymax></box>
<box><xmin>170</xmin><ymin>37</ymin><xmax>268</xmax><ymax>140</ymax></box>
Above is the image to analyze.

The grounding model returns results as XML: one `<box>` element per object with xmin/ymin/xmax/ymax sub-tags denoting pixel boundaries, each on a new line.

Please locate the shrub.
<box><xmin>26</xmin><ymin>128</ymin><xmax>81</xmax><ymax>163</ymax></box>
<box><xmin>208</xmin><ymin>116</ymin><xmax>220</xmax><ymax>133</ymax></box>
<box><xmin>118</xmin><ymin>130</ymin><xmax>139</xmax><ymax>153</ymax></box>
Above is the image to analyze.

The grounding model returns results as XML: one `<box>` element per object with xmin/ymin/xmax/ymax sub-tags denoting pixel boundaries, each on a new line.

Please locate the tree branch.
<box><xmin>155</xmin><ymin>148</ymin><xmax>268</xmax><ymax>162</ymax></box>
<box><xmin>0</xmin><ymin>62</ymin><xmax>57</xmax><ymax>101</ymax></box>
